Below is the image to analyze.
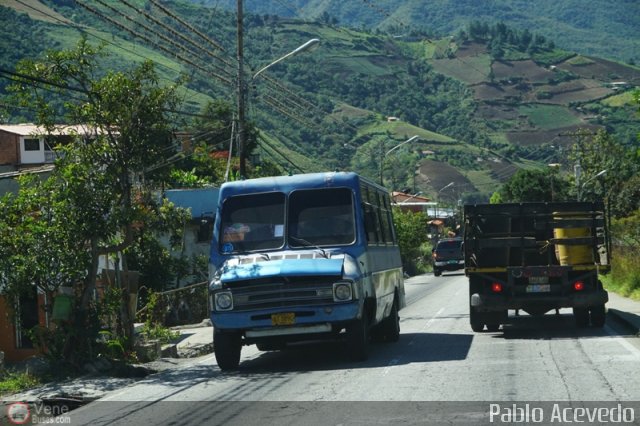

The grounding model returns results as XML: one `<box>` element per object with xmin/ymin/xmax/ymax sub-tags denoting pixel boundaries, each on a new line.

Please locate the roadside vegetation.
<box><xmin>392</xmin><ymin>208</ymin><xmax>432</xmax><ymax>276</ymax></box>
<box><xmin>604</xmin><ymin>212</ymin><xmax>640</xmax><ymax>300</ymax></box>
<box><xmin>0</xmin><ymin>371</ymin><xmax>40</xmax><ymax>396</ymax></box>
<box><xmin>490</xmin><ymin>101</ymin><xmax>640</xmax><ymax>300</ymax></box>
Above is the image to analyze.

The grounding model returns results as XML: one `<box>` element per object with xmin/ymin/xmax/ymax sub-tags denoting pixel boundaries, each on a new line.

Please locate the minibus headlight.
<box><xmin>333</xmin><ymin>282</ymin><xmax>352</xmax><ymax>302</ymax></box>
<box><xmin>215</xmin><ymin>292</ymin><xmax>233</xmax><ymax>311</ymax></box>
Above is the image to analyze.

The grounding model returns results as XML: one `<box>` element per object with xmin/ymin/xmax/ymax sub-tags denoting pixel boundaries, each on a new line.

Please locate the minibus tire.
<box><xmin>383</xmin><ymin>297</ymin><xmax>400</xmax><ymax>342</ymax></box>
<box><xmin>214</xmin><ymin>331</ymin><xmax>242</xmax><ymax>371</ymax></box>
<box><xmin>347</xmin><ymin>315</ymin><xmax>369</xmax><ymax>361</ymax></box>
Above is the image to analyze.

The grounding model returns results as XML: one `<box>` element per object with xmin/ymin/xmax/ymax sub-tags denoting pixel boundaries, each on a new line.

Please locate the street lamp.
<box><xmin>436</xmin><ymin>182</ymin><xmax>454</xmax><ymax>219</ymax></box>
<box><xmin>578</xmin><ymin>169</ymin><xmax>607</xmax><ymax>201</ymax></box>
<box><xmin>252</xmin><ymin>39</ymin><xmax>320</xmax><ymax>79</ymax></box>
<box><xmin>548</xmin><ymin>163</ymin><xmax>561</xmax><ymax>201</ymax></box>
<box><xmin>379</xmin><ymin>135</ymin><xmax>419</xmax><ymax>185</ymax></box>
<box><xmin>237</xmin><ymin>38</ymin><xmax>320</xmax><ymax>178</ymax></box>
<box><xmin>399</xmin><ymin>191</ymin><xmax>423</xmax><ymax>204</ymax></box>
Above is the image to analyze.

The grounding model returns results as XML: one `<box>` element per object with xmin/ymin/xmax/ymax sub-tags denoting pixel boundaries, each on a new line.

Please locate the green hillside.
<box><xmin>204</xmin><ymin>0</ymin><xmax>640</xmax><ymax>64</ymax></box>
<box><xmin>1</xmin><ymin>1</ymin><xmax>638</xmax><ymax>203</ymax></box>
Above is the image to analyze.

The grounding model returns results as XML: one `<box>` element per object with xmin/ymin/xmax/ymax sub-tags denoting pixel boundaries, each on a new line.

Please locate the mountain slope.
<box><xmin>1</xmin><ymin>1</ymin><xmax>638</xmax><ymax>202</ymax></box>
<box><xmin>203</xmin><ymin>0</ymin><xmax>640</xmax><ymax>63</ymax></box>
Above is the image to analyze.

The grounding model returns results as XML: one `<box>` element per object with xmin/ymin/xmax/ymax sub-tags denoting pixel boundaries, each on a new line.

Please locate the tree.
<box><xmin>498</xmin><ymin>168</ymin><xmax>570</xmax><ymax>202</ymax></box>
<box><xmin>181</xmin><ymin>99</ymin><xmax>259</xmax><ymax>184</ymax></box>
<box><xmin>392</xmin><ymin>208</ymin><xmax>429</xmax><ymax>274</ymax></box>
<box><xmin>569</xmin><ymin>129</ymin><xmax>638</xmax><ymax>216</ymax></box>
<box><xmin>0</xmin><ymin>174</ymin><xmax>88</xmax><ymax>304</ymax></box>
<box><xmin>6</xmin><ymin>39</ymin><xmax>188</xmax><ymax>361</ymax></box>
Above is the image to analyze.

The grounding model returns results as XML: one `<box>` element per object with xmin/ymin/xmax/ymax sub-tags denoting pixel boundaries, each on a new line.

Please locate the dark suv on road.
<box><xmin>432</xmin><ymin>237</ymin><xmax>464</xmax><ymax>276</ymax></box>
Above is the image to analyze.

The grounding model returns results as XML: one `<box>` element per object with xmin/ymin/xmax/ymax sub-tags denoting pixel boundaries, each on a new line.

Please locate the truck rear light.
<box><xmin>573</xmin><ymin>281</ymin><xmax>585</xmax><ymax>291</ymax></box>
<box><xmin>491</xmin><ymin>282</ymin><xmax>503</xmax><ymax>293</ymax></box>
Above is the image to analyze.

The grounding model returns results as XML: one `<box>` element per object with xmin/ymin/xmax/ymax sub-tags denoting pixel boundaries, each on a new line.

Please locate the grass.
<box><xmin>0</xmin><ymin>371</ymin><xmax>41</xmax><ymax>396</ymax></box>
<box><xmin>601</xmin><ymin>91</ymin><xmax>637</xmax><ymax>107</ymax></box>
<box><xmin>432</xmin><ymin>54</ymin><xmax>491</xmax><ymax>84</ymax></box>
<box><xmin>532</xmin><ymin>50</ymin><xmax>576</xmax><ymax>66</ymax></box>
<box><xmin>359</xmin><ymin>120</ymin><xmax>456</xmax><ymax>144</ymax></box>
<box><xmin>327</xmin><ymin>56</ymin><xmax>392</xmax><ymax>76</ymax></box>
<box><xmin>517</xmin><ymin>104</ymin><xmax>581</xmax><ymax>130</ymax></box>
<box><xmin>431</xmin><ymin>54</ymin><xmax>491</xmax><ymax>85</ymax></box>
<box><xmin>566</xmin><ymin>55</ymin><xmax>596</xmax><ymax>66</ymax></box>
<box><xmin>601</xmin><ymin>248</ymin><xmax>640</xmax><ymax>300</ymax></box>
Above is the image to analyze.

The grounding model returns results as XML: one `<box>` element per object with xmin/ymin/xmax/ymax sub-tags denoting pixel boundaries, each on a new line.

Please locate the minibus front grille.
<box><xmin>228</xmin><ymin>276</ymin><xmax>340</xmax><ymax>311</ymax></box>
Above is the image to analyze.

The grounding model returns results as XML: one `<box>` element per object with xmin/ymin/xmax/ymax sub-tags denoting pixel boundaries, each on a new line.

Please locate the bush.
<box><xmin>0</xmin><ymin>371</ymin><xmax>40</xmax><ymax>395</ymax></box>
<box><xmin>604</xmin><ymin>212</ymin><xmax>640</xmax><ymax>299</ymax></box>
<box><xmin>393</xmin><ymin>208</ymin><xmax>430</xmax><ymax>275</ymax></box>
<box><xmin>602</xmin><ymin>246</ymin><xmax>640</xmax><ymax>300</ymax></box>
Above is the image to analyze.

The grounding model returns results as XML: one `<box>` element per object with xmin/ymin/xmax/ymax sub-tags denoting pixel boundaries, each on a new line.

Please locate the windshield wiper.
<box><xmin>289</xmin><ymin>236</ymin><xmax>328</xmax><ymax>259</ymax></box>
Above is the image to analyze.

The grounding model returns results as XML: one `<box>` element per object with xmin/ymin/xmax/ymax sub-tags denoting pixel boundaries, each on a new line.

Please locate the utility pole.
<box><xmin>236</xmin><ymin>0</ymin><xmax>247</xmax><ymax>178</ymax></box>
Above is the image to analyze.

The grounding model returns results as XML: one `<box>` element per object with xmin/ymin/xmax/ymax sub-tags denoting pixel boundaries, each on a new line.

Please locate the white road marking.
<box><xmin>422</xmin><ymin>307</ymin><xmax>446</xmax><ymax>331</ymax></box>
<box><xmin>604</xmin><ymin>324</ymin><xmax>640</xmax><ymax>360</ymax></box>
<box><xmin>382</xmin><ymin>358</ymin><xmax>400</xmax><ymax>375</ymax></box>
<box><xmin>408</xmin><ymin>307</ymin><xmax>446</xmax><ymax>346</ymax></box>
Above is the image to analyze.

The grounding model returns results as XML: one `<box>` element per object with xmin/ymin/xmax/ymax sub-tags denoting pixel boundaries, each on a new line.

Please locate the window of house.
<box><xmin>24</xmin><ymin>138</ymin><xmax>40</xmax><ymax>151</ymax></box>
<box><xmin>15</xmin><ymin>290</ymin><xmax>39</xmax><ymax>349</ymax></box>
<box><xmin>197</xmin><ymin>217</ymin><xmax>214</xmax><ymax>243</ymax></box>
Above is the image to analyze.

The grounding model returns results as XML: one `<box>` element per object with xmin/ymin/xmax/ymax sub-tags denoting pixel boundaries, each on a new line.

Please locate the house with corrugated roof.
<box><xmin>0</xmin><ymin>124</ymin><xmax>99</xmax><ymax>168</ymax></box>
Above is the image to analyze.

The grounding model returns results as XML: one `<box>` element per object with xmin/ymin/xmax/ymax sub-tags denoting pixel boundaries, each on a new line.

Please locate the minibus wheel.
<box><xmin>346</xmin><ymin>314</ymin><xmax>370</xmax><ymax>361</ymax></box>
<box><xmin>214</xmin><ymin>330</ymin><xmax>242</xmax><ymax>371</ymax></box>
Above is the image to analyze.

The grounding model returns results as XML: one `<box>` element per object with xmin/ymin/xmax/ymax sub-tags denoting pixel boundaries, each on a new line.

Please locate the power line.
<box><xmin>0</xmin><ymin>67</ymin><xmax>88</xmax><ymax>95</ymax></box>
<box><xmin>261</xmin><ymin>94</ymin><xmax>320</xmax><ymax>130</ymax></box>
<box><xmin>361</xmin><ymin>0</ymin><xmax>411</xmax><ymax>32</ymax></box>
<box><xmin>73</xmin><ymin>0</ymin><xmax>233</xmax><ymax>86</ymax></box>
<box><xmin>114</xmin><ymin>0</ymin><xmax>235</xmax><ymax>76</ymax></box>
<box><xmin>257</xmin><ymin>134</ymin><xmax>305</xmax><ymax>173</ymax></box>
<box><xmin>148</xmin><ymin>0</ymin><xmax>227</xmax><ymax>53</ymax></box>
<box><xmin>0</xmin><ymin>68</ymin><xmax>226</xmax><ymax>121</ymax></box>
<box><xmin>11</xmin><ymin>0</ymin><xmax>185</xmax><ymax>79</ymax></box>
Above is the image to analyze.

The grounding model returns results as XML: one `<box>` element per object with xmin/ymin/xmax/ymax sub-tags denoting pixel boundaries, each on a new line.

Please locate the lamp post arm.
<box><xmin>578</xmin><ymin>169</ymin><xmax>607</xmax><ymax>201</ymax></box>
<box><xmin>379</xmin><ymin>135</ymin><xmax>420</xmax><ymax>186</ymax></box>
<box><xmin>253</xmin><ymin>38</ymin><xmax>320</xmax><ymax>79</ymax></box>
<box><xmin>384</xmin><ymin>135</ymin><xmax>419</xmax><ymax>157</ymax></box>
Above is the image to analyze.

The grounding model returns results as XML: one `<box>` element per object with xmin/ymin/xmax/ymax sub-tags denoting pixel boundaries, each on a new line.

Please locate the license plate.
<box><xmin>528</xmin><ymin>276</ymin><xmax>549</xmax><ymax>284</ymax></box>
<box><xmin>271</xmin><ymin>312</ymin><xmax>295</xmax><ymax>326</ymax></box>
<box><xmin>448</xmin><ymin>260</ymin><xmax>459</xmax><ymax>265</ymax></box>
<box><xmin>526</xmin><ymin>284</ymin><xmax>551</xmax><ymax>293</ymax></box>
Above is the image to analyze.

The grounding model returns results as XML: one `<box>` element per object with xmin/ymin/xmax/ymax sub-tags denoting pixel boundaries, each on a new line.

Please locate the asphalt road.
<box><xmin>66</xmin><ymin>272</ymin><xmax>640</xmax><ymax>425</ymax></box>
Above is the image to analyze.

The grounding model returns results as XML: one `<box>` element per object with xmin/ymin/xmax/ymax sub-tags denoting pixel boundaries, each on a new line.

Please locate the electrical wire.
<box><xmin>118</xmin><ymin>0</ymin><xmax>233</xmax><ymax>67</ymax></box>
<box><xmin>11</xmin><ymin>0</ymin><xmax>185</xmax><ymax>80</ymax></box>
<box><xmin>148</xmin><ymin>0</ymin><xmax>226</xmax><ymax>53</ymax></box>
<box><xmin>73</xmin><ymin>0</ymin><xmax>233</xmax><ymax>86</ymax></box>
<box><xmin>257</xmin><ymin>134</ymin><xmax>305</xmax><ymax>173</ymax></box>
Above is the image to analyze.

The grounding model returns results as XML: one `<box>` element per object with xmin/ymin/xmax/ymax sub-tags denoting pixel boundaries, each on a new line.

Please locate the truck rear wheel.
<box><xmin>214</xmin><ymin>330</ymin><xmax>242</xmax><ymax>371</ymax></box>
<box><xmin>573</xmin><ymin>307</ymin><xmax>589</xmax><ymax>328</ymax></box>
<box><xmin>470</xmin><ymin>307</ymin><xmax>484</xmax><ymax>332</ymax></box>
<box><xmin>590</xmin><ymin>304</ymin><xmax>606</xmax><ymax>328</ymax></box>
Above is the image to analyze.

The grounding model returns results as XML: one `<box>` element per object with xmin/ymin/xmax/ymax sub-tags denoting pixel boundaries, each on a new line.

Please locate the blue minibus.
<box><xmin>208</xmin><ymin>172</ymin><xmax>405</xmax><ymax>370</ymax></box>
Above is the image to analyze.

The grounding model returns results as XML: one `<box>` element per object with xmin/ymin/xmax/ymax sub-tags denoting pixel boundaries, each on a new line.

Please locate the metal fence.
<box><xmin>137</xmin><ymin>281</ymin><xmax>208</xmax><ymax>326</ymax></box>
